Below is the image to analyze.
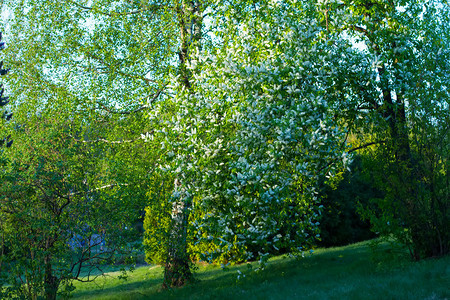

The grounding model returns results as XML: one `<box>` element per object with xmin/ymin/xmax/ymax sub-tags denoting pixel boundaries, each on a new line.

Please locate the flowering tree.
<box><xmin>193</xmin><ymin>1</ymin><xmax>348</xmax><ymax>260</ymax></box>
<box><xmin>0</xmin><ymin>0</ymin><xmax>349</xmax><ymax>289</ymax></box>
<box><xmin>2</xmin><ymin>0</ymin><xmax>447</xmax><ymax>295</ymax></box>
<box><xmin>144</xmin><ymin>0</ymin><xmax>349</xmax><ymax>283</ymax></box>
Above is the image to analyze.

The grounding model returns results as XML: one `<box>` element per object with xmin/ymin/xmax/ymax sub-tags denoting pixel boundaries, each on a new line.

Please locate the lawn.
<box><xmin>69</xmin><ymin>240</ymin><xmax>450</xmax><ymax>300</ymax></box>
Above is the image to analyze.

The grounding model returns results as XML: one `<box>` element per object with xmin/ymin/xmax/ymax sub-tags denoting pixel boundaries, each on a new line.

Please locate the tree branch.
<box><xmin>70</xmin><ymin>135</ymin><xmax>138</xmax><ymax>144</ymax></box>
<box><xmin>319</xmin><ymin>140</ymin><xmax>387</xmax><ymax>173</ymax></box>
<box><xmin>67</xmin><ymin>183</ymin><xmax>129</xmax><ymax>197</ymax></box>
<box><xmin>349</xmin><ymin>25</ymin><xmax>368</xmax><ymax>35</ymax></box>
<box><xmin>66</xmin><ymin>0</ymin><xmax>166</xmax><ymax>17</ymax></box>
<box><xmin>97</xmin><ymin>86</ymin><xmax>165</xmax><ymax>115</ymax></box>
<box><xmin>98</xmin><ymin>103</ymin><xmax>151</xmax><ymax>115</ymax></box>
<box><xmin>66</xmin><ymin>0</ymin><xmax>93</xmax><ymax>11</ymax></box>
<box><xmin>348</xmin><ymin>140</ymin><xmax>387</xmax><ymax>153</ymax></box>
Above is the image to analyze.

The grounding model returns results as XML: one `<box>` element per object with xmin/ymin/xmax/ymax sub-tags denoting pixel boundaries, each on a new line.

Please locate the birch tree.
<box><xmin>1</xmin><ymin>0</ymin><xmax>211</xmax><ymax>288</ymax></box>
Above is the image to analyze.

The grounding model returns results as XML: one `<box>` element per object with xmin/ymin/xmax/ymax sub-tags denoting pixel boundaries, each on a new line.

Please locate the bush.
<box><xmin>318</xmin><ymin>156</ymin><xmax>379</xmax><ymax>247</ymax></box>
<box><xmin>358</xmin><ymin>140</ymin><xmax>449</xmax><ymax>260</ymax></box>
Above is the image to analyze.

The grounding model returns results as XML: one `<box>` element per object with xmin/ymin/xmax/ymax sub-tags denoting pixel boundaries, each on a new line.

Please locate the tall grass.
<box><xmin>70</xmin><ymin>240</ymin><xmax>450</xmax><ymax>300</ymax></box>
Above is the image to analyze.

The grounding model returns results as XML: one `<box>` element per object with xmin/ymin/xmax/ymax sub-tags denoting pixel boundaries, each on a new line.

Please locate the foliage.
<box><xmin>1</xmin><ymin>0</ymin><xmax>348</xmax><ymax>287</ymax></box>
<box><xmin>318</xmin><ymin>155</ymin><xmax>378</xmax><ymax>247</ymax></box>
<box><xmin>358</xmin><ymin>136</ymin><xmax>449</xmax><ymax>259</ymax></box>
<box><xmin>143</xmin><ymin>175</ymin><xmax>173</xmax><ymax>266</ymax></box>
<box><xmin>145</xmin><ymin>0</ymin><xmax>349</xmax><ymax>272</ymax></box>
<box><xmin>320</xmin><ymin>0</ymin><xmax>450</xmax><ymax>259</ymax></box>
<box><xmin>0</xmin><ymin>115</ymin><xmax>141</xmax><ymax>299</ymax></box>
<box><xmin>0</xmin><ymin>31</ymin><xmax>12</xmax><ymax>297</ymax></box>
<box><xmin>0</xmin><ymin>0</ymin><xmax>448</xmax><ymax>294</ymax></box>
<box><xmin>0</xmin><ymin>0</ymin><xmax>169</xmax><ymax>293</ymax></box>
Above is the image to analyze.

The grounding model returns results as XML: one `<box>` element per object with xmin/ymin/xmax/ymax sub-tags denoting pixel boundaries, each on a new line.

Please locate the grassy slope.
<box><xmin>70</xmin><ymin>240</ymin><xmax>450</xmax><ymax>300</ymax></box>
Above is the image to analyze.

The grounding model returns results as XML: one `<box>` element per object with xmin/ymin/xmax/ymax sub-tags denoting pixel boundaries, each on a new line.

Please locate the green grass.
<box><xmin>69</xmin><ymin>240</ymin><xmax>450</xmax><ymax>300</ymax></box>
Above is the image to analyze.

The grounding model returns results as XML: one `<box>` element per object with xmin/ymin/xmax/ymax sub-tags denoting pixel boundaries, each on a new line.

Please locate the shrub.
<box><xmin>318</xmin><ymin>156</ymin><xmax>379</xmax><ymax>247</ymax></box>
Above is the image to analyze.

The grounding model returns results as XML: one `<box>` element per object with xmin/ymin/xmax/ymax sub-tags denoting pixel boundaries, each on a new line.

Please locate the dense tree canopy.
<box><xmin>0</xmin><ymin>0</ymin><xmax>448</xmax><ymax>297</ymax></box>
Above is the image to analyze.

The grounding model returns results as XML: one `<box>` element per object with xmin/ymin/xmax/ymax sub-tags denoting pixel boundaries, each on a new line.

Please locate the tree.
<box><xmin>0</xmin><ymin>113</ymin><xmax>142</xmax><ymax>299</ymax></box>
<box><xmin>1</xmin><ymin>0</ymin><xmax>210</xmax><ymax>288</ymax></box>
<box><xmin>320</xmin><ymin>0</ymin><xmax>450</xmax><ymax>258</ymax></box>
<box><xmin>141</xmin><ymin>0</ymin><xmax>356</xmax><ymax>286</ymax></box>
<box><xmin>0</xmin><ymin>31</ymin><xmax>12</xmax><ymax>296</ymax></box>
<box><xmin>2</xmin><ymin>0</ymin><xmax>351</xmax><ymax>287</ymax></box>
<box><xmin>3</xmin><ymin>1</ymin><xmax>447</xmax><ymax>295</ymax></box>
<box><xmin>179</xmin><ymin>0</ymin><xmax>348</xmax><ymax>260</ymax></box>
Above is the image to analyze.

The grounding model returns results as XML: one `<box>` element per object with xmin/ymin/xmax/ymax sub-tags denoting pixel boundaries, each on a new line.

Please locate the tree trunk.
<box><xmin>161</xmin><ymin>0</ymin><xmax>203</xmax><ymax>288</ymax></box>
<box><xmin>162</xmin><ymin>197</ymin><xmax>193</xmax><ymax>288</ymax></box>
<box><xmin>376</xmin><ymin>64</ymin><xmax>447</xmax><ymax>260</ymax></box>
<box><xmin>44</xmin><ymin>259</ymin><xmax>59</xmax><ymax>300</ymax></box>
<box><xmin>377</xmin><ymin>65</ymin><xmax>427</xmax><ymax>260</ymax></box>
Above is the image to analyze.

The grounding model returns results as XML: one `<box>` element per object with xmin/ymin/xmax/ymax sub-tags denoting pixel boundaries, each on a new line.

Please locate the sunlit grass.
<box><xmin>69</xmin><ymin>240</ymin><xmax>450</xmax><ymax>300</ymax></box>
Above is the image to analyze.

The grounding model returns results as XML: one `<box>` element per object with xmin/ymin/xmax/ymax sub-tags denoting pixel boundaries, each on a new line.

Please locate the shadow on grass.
<box><xmin>70</xmin><ymin>242</ymin><xmax>379</xmax><ymax>300</ymax></box>
<box><xmin>148</xmin><ymin>243</ymin><xmax>377</xmax><ymax>300</ymax></box>
<box><xmin>71</xmin><ymin>266</ymin><xmax>163</xmax><ymax>300</ymax></box>
<box><xmin>71</xmin><ymin>240</ymin><xmax>449</xmax><ymax>300</ymax></box>
<box><xmin>165</xmin><ymin>245</ymin><xmax>369</xmax><ymax>298</ymax></box>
